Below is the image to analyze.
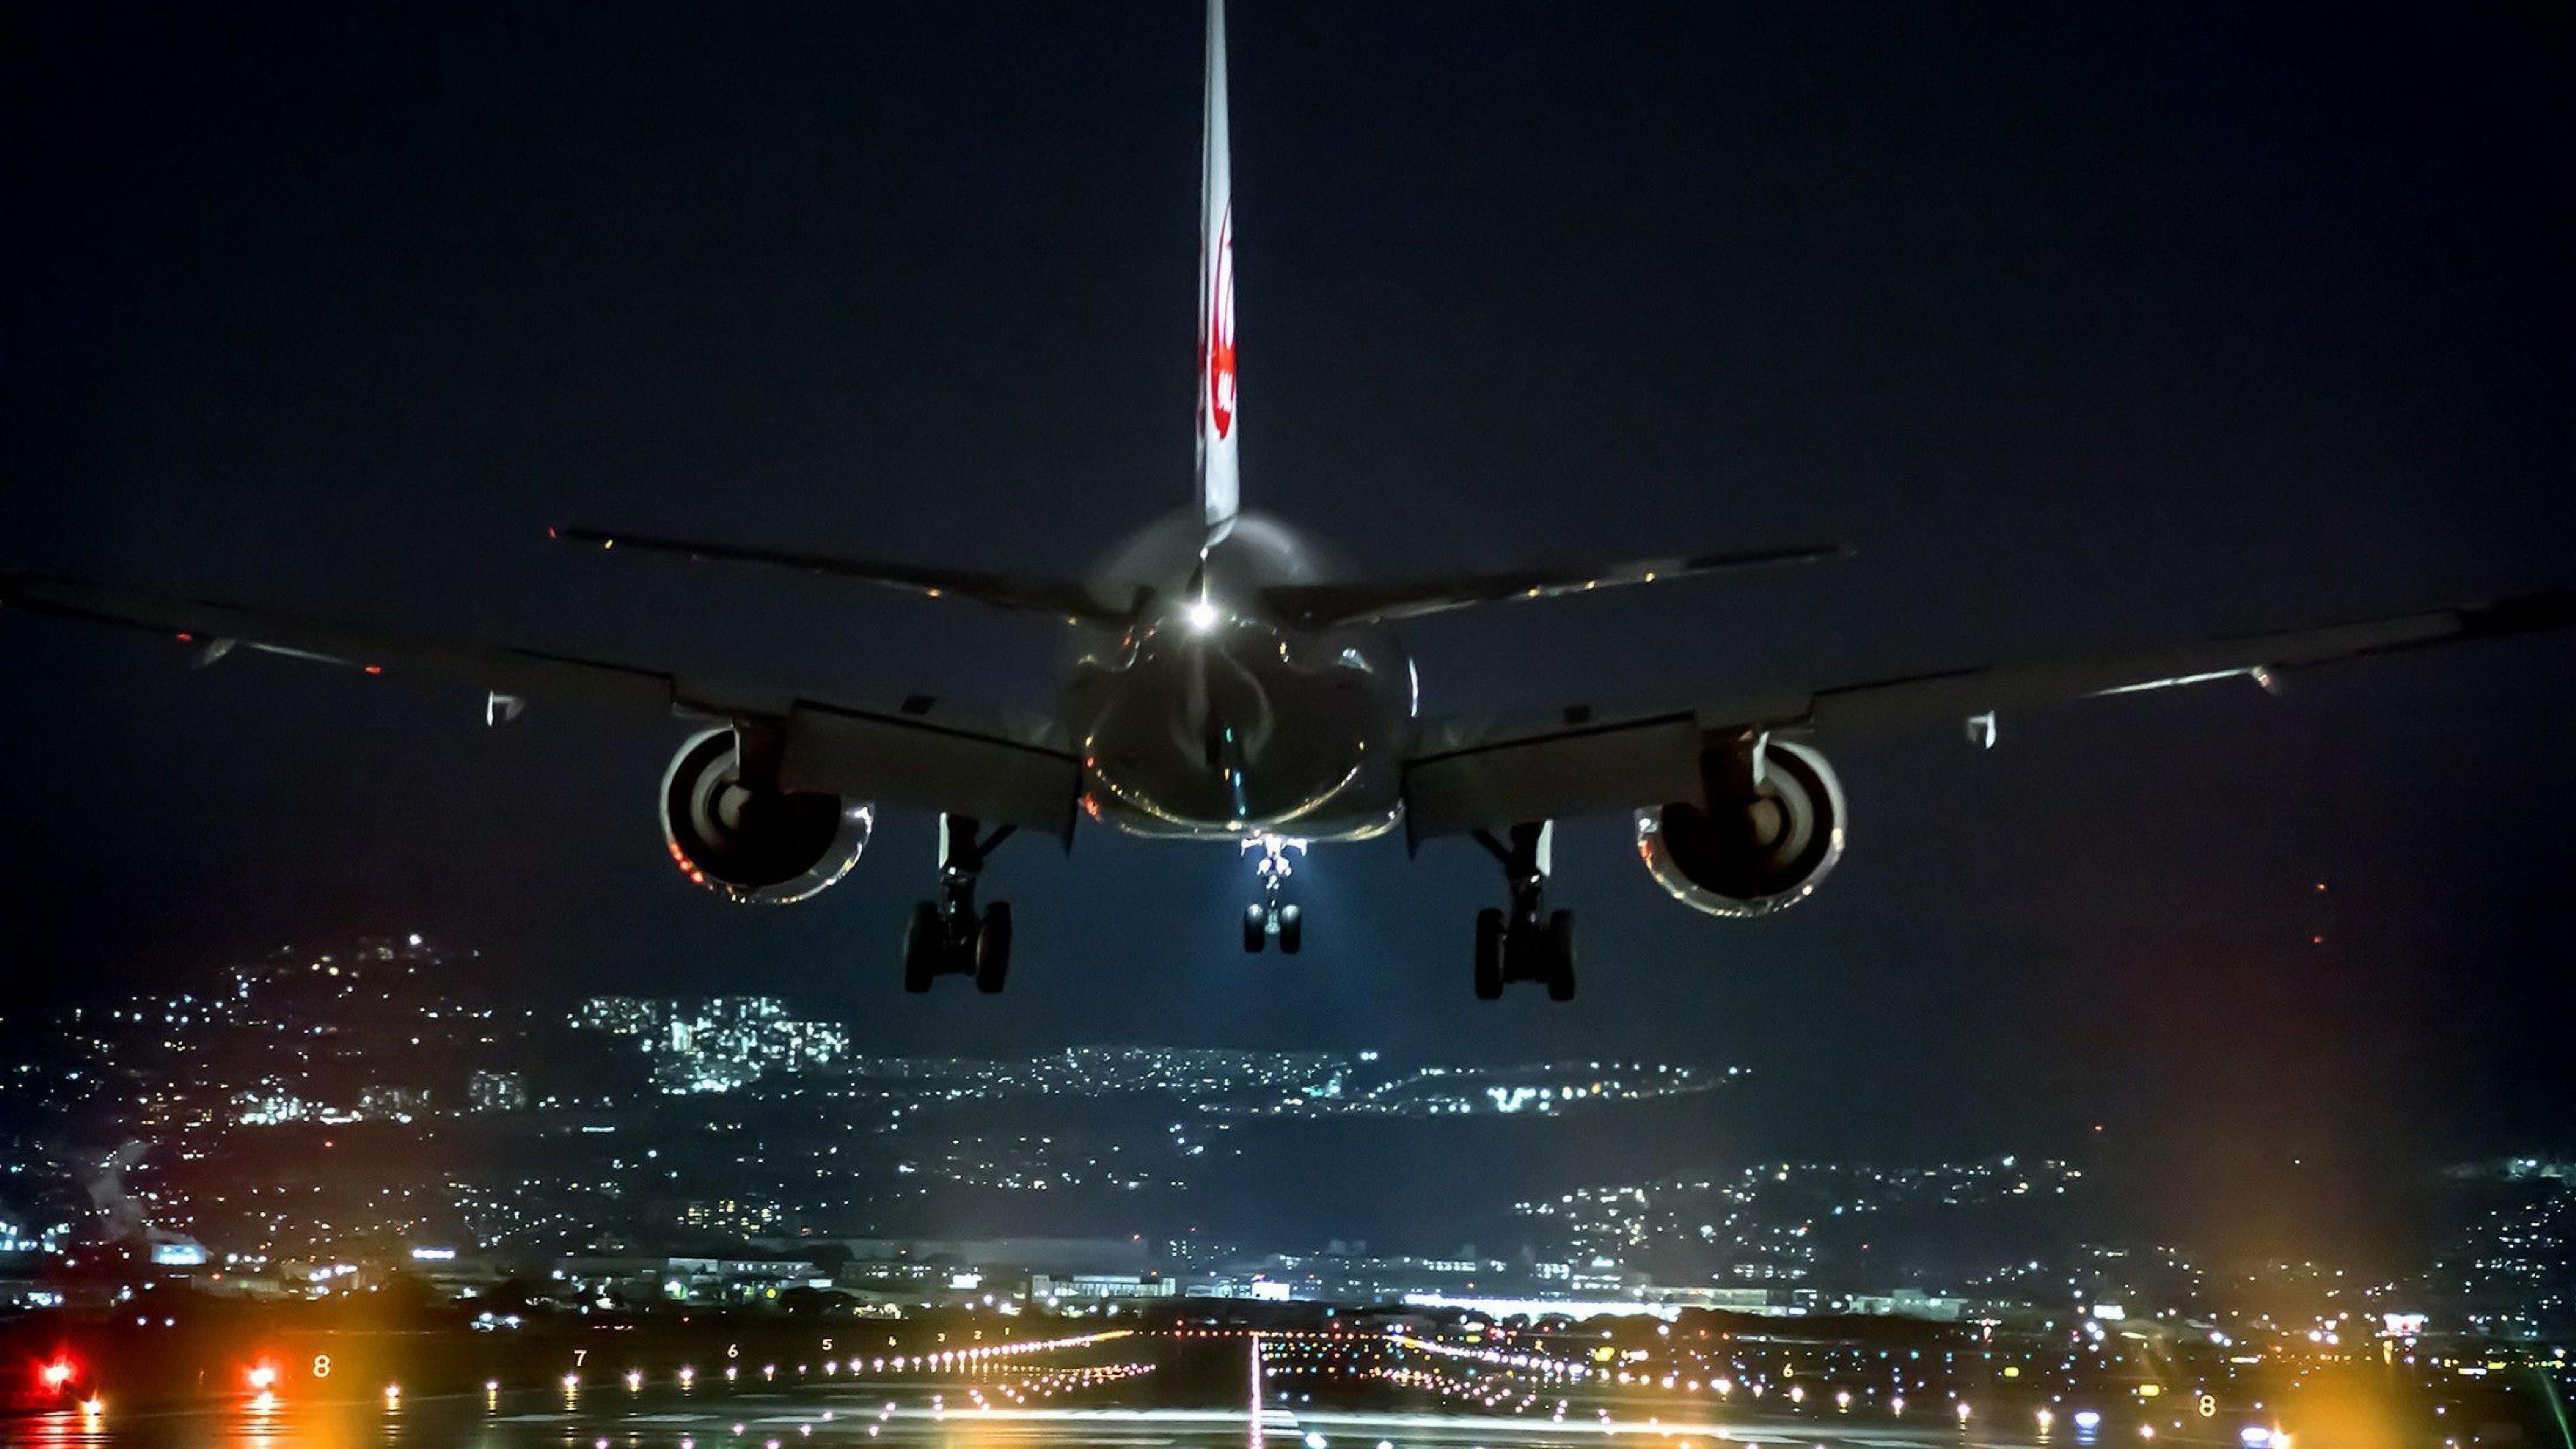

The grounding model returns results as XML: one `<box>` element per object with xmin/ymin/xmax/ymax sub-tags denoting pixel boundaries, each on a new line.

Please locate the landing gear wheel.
<box><xmin>902</xmin><ymin>902</ymin><xmax>941</xmax><ymax>994</ymax></box>
<box><xmin>1277</xmin><ymin>904</ymin><xmax>1302</xmax><ymax>955</ymax></box>
<box><xmin>973</xmin><ymin>902</ymin><xmax>1012</xmax><ymax>993</ymax></box>
<box><xmin>1544</xmin><ymin>908</ymin><xmax>1576</xmax><ymax>1002</ymax></box>
<box><xmin>1243</xmin><ymin>904</ymin><xmax>1268</xmax><ymax>954</ymax></box>
<box><xmin>1472</xmin><ymin>908</ymin><xmax>1505</xmax><ymax>1000</ymax></box>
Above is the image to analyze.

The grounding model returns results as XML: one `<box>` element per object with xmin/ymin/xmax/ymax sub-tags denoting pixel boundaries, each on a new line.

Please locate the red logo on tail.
<box><xmin>1205</xmin><ymin>206</ymin><xmax>1236</xmax><ymax>439</ymax></box>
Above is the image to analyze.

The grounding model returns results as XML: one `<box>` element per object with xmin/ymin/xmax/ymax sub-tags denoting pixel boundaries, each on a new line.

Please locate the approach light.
<box><xmin>1185</xmin><ymin>598</ymin><xmax>1220</xmax><ymax>633</ymax></box>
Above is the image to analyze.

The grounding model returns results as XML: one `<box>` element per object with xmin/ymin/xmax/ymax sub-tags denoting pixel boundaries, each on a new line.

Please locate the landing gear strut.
<box><xmin>904</xmin><ymin>814</ymin><xmax>1014</xmax><ymax>994</ymax></box>
<box><xmin>1471</xmin><ymin>821</ymin><xmax>1574</xmax><ymax>1002</ymax></box>
<box><xmin>1240</xmin><ymin>833</ymin><xmax>1305</xmax><ymax>954</ymax></box>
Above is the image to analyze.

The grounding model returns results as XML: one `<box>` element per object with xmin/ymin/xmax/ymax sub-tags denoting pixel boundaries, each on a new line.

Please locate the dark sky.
<box><xmin>4</xmin><ymin>2</ymin><xmax>2571</xmax><ymax>1236</ymax></box>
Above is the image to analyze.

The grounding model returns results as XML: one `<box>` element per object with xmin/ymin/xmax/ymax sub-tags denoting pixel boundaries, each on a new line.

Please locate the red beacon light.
<box><xmin>40</xmin><ymin>1357</ymin><xmax>76</xmax><ymax>1392</ymax></box>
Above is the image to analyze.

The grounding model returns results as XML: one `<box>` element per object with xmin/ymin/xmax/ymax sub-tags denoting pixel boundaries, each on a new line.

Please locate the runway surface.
<box><xmin>6</xmin><ymin>1332</ymin><xmax>2253</xmax><ymax>1449</ymax></box>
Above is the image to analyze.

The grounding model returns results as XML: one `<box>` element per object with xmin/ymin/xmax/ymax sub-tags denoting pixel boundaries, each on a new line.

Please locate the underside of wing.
<box><xmin>1</xmin><ymin>572</ymin><xmax>1083</xmax><ymax>841</ymax></box>
<box><xmin>1404</xmin><ymin>587</ymin><xmax>2576</xmax><ymax>842</ymax></box>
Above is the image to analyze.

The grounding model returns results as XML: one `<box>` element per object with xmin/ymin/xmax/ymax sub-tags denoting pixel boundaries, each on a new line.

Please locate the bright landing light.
<box><xmin>1185</xmin><ymin>598</ymin><xmax>1220</xmax><ymax>633</ymax></box>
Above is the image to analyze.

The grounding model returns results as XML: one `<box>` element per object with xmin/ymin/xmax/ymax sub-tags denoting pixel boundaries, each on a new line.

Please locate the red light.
<box><xmin>247</xmin><ymin>1362</ymin><xmax>279</xmax><ymax>1390</ymax></box>
<box><xmin>41</xmin><ymin>1358</ymin><xmax>74</xmax><ymax>1391</ymax></box>
<box><xmin>363</xmin><ymin>665</ymin><xmax>384</xmax><ymax>676</ymax></box>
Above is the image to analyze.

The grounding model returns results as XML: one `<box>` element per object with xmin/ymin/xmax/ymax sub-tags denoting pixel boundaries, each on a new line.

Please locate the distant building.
<box><xmin>1032</xmin><ymin>1272</ymin><xmax>1177</xmax><ymax>1301</ymax></box>
<box><xmin>466</xmin><ymin>1069</ymin><xmax>529</xmax><ymax>1113</ymax></box>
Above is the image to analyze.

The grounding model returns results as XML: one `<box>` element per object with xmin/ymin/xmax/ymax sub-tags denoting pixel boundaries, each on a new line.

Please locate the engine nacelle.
<box><xmin>1633</xmin><ymin>737</ymin><xmax>1847</xmax><ymax>918</ymax></box>
<box><xmin>659</xmin><ymin>727</ymin><xmax>872</xmax><ymax>904</ymax></box>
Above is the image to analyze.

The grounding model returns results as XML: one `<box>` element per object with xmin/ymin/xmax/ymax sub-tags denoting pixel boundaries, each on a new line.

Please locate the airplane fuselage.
<box><xmin>1065</xmin><ymin>511</ymin><xmax>1414</xmax><ymax>841</ymax></box>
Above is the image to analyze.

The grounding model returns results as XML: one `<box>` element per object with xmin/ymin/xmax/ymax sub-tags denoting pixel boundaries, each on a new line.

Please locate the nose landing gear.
<box><xmin>1240</xmin><ymin>833</ymin><xmax>1307</xmax><ymax>954</ymax></box>
<box><xmin>903</xmin><ymin>814</ymin><xmax>1015</xmax><ymax>993</ymax></box>
<box><xmin>1471</xmin><ymin>822</ymin><xmax>1574</xmax><ymax>1002</ymax></box>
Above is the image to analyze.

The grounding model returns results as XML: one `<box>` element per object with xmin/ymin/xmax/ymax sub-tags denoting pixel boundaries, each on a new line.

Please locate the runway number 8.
<box><xmin>313</xmin><ymin>1354</ymin><xmax>331</xmax><ymax>1379</ymax></box>
<box><xmin>2198</xmin><ymin>1394</ymin><xmax>2216</xmax><ymax>1418</ymax></box>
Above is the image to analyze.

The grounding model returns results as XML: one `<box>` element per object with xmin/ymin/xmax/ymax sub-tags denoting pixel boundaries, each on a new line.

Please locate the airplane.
<box><xmin>4</xmin><ymin>0</ymin><xmax>2570</xmax><ymax>1002</ymax></box>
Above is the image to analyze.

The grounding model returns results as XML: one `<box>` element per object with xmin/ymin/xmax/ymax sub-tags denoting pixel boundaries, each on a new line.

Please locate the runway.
<box><xmin>5</xmin><ymin>1332</ymin><xmax>2249</xmax><ymax>1449</ymax></box>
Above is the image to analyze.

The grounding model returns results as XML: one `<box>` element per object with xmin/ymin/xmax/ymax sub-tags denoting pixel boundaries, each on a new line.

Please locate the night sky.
<box><xmin>4</xmin><ymin>3</ymin><xmax>2569</xmax><ymax>1246</ymax></box>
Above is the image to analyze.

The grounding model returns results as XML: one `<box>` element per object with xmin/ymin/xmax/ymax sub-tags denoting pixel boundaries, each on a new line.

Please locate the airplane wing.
<box><xmin>1262</xmin><ymin>541</ymin><xmax>1845</xmax><ymax>627</ymax></box>
<box><xmin>1400</xmin><ymin>588</ymin><xmax>2576</xmax><ymax>843</ymax></box>
<box><xmin>0</xmin><ymin>572</ymin><xmax>1084</xmax><ymax>840</ymax></box>
<box><xmin>551</xmin><ymin>525</ymin><xmax>1127</xmax><ymax>625</ymax></box>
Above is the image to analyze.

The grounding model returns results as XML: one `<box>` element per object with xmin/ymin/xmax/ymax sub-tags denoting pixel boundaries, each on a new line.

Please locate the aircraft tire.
<box><xmin>903</xmin><ymin>902</ymin><xmax>941</xmax><ymax>994</ymax></box>
<box><xmin>1473</xmin><ymin>908</ymin><xmax>1505</xmax><ymax>1000</ymax></box>
<box><xmin>973</xmin><ymin>902</ymin><xmax>1012</xmax><ymax>994</ymax></box>
<box><xmin>1277</xmin><ymin>904</ymin><xmax>1302</xmax><ymax>954</ymax></box>
<box><xmin>1243</xmin><ymin>904</ymin><xmax>1267</xmax><ymax>953</ymax></box>
<box><xmin>1545</xmin><ymin>908</ymin><xmax>1577</xmax><ymax>1002</ymax></box>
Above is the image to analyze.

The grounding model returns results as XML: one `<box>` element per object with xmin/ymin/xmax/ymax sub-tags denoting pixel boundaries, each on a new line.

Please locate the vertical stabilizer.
<box><xmin>1195</xmin><ymin>0</ymin><xmax>1240</xmax><ymax>545</ymax></box>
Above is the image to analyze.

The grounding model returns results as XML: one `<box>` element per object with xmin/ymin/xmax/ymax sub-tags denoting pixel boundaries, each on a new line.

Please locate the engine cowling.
<box><xmin>659</xmin><ymin>727</ymin><xmax>872</xmax><ymax>904</ymax></box>
<box><xmin>1633</xmin><ymin>737</ymin><xmax>1847</xmax><ymax>918</ymax></box>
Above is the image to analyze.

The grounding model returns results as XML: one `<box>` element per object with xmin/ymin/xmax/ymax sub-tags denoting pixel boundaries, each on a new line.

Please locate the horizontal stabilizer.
<box><xmin>1262</xmin><ymin>541</ymin><xmax>1846</xmax><ymax>627</ymax></box>
<box><xmin>552</xmin><ymin>526</ymin><xmax>1123</xmax><ymax>624</ymax></box>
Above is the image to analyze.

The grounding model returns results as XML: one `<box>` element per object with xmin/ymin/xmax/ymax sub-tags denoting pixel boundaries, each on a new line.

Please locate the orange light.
<box><xmin>363</xmin><ymin>665</ymin><xmax>384</xmax><ymax>676</ymax></box>
<box><xmin>248</xmin><ymin>1363</ymin><xmax>280</xmax><ymax>1391</ymax></box>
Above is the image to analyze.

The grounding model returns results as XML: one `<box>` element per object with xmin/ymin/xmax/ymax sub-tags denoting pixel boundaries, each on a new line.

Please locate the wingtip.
<box><xmin>2462</xmin><ymin>588</ymin><xmax>2576</xmax><ymax>638</ymax></box>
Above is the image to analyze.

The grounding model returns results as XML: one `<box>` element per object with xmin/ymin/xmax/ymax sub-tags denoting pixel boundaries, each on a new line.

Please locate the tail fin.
<box><xmin>1195</xmin><ymin>0</ymin><xmax>1240</xmax><ymax>545</ymax></box>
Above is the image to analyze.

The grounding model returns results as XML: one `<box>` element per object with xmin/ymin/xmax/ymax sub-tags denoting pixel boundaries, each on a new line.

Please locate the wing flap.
<box><xmin>783</xmin><ymin>702</ymin><xmax>1079</xmax><ymax>841</ymax></box>
<box><xmin>1401</xmin><ymin>588</ymin><xmax>2575</xmax><ymax>839</ymax></box>
<box><xmin>1403</xmin><ymin>709</ymin><xmax>1703</xmax><ymax>845</ymax></box>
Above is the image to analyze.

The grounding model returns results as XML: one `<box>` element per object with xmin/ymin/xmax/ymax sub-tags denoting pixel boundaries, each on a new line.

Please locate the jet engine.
<box><xmin>1633</xmin><ymin>737</ymin><xmax>1846</xmax><ymax>918</ymax></box>
<box><xmin>659</xmin><ymin>726</ymin><xmax>872</xmax><ymax>904</ymax></box>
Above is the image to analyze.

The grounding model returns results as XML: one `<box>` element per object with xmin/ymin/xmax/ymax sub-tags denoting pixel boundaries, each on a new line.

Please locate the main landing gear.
<box><xmin>904</xmin><ymin>814</ymin><xmax>1014</xmax><ymax>994</ymax></box>
<box><xmin>1240</xmin><ymin>833</ymin><xmax>1306</xmax><ymax>954</ymax></box>
<box><xmin>1471</xmin><ymin>822</ymin><xmax>1575</xmax><ymax>1002</ymax></box>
